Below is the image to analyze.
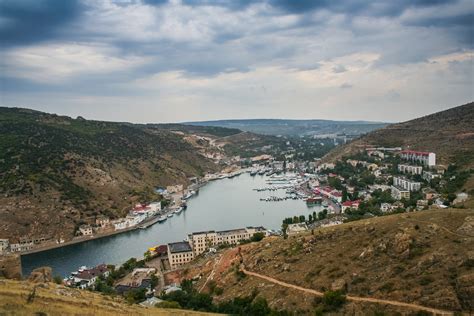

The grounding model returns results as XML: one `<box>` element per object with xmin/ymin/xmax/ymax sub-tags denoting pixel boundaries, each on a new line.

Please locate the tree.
<box><xmin>250</xmin><ymin>232</ymin><xmax>265</xmax><ymax>242</ymax></box>
<box><xmin>318</xmin><ymin>209</ymin><xmax>328</xmax><ymax>220</ymax></box>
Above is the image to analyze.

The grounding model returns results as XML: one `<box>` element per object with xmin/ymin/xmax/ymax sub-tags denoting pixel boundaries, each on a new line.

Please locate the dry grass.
<box><xmin>0</xmin><ymin>279</ymin><xmax>216</xmax><ymax>316</ymax></box>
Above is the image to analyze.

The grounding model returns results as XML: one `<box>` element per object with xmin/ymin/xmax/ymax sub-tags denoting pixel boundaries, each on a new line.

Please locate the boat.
<box><xmin>157</xmin><ymin>216</ymin><xmax>167</xmax><ymax>223</ymax></box>
<box><xmin>167</xmin><ymin>213</ymin><xmax>174</xmax><ymax>218</ymax></box>
<box><xmin>174</xmin><ymin>207</ymin><xmax>183</xmax><ymax>214</ymax></box>
<box><xmin>250</xmin><ymin>170</ymin><xmax>258</xmax><ymax>176</ymax></box>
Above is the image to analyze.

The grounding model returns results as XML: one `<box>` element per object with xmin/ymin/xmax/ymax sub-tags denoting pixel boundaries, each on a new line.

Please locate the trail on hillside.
<box><xmin>241</xmin><ymin>268</ymin><xmax>453</xmax><ymax>316</ymax></box>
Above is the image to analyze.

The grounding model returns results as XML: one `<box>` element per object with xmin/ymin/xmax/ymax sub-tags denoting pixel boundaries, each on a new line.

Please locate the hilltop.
<box><xmin>186</xmin><ymin>119</ymin><xmax>388</xmax><ymax>137</ymax></box>
<box><xmin>174</xmin><ymin>209</ymin><xmax>474</xmax><ymax>315</ymax></box>
<box><xmin>0</xmin><ymin>278</ymin><xmax>215</xmax><ymax>316</ymax></box>
<box><xmin>323</xmin><ymin>102</ymin><xmax>474</xmax><ymax>168</ymax></box>
<box><xmin>0</xmin><ymin>107</ymin><xmax>250</xmax><ymax>241</ymax></box>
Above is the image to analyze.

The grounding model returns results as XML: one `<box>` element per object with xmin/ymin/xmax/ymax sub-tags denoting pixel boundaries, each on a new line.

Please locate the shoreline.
<box><xmin>20</xmin><ymin>179</ymin><xmax>212</xmax><ymax>257</ymax></box>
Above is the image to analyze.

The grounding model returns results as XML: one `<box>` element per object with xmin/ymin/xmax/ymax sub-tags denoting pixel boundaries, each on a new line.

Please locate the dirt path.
<box><xmin>241</xmin><ymin>268</ymin><xmax>453</xmax><ymax>316</ymax></box>
<box><xmin>199</xmin><ymin>254</ymin><xmax>222</xmax><ymax>293</ymax></box>
<box><xmin>402</xmin><ymin>217</ymin><xmax>473</xmax><ymax>238</ymax></box>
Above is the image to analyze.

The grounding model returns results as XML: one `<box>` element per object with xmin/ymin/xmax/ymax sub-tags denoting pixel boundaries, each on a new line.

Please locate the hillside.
<box><xmin>0</xmin><ymin>278</ymin><xmax>215</xmax><ymax>316</ymax></box>
<box><xmin>323</xmin><ymin>102</ymin><xmax>474</xmax><ymax>167</ymax></box>
<box><xmin>176</xmin><ymin>209</ymin><xmax>474</xmax><ymax>315</ymax></box>
<box><xmin>0</xmin><ymin>107</ymin><xmax>222</xmax><ymax>241</ymax></box>
<box><xmin>186</xmin><ymin>119</ymin><xmax>388</xmax><ymax>137</ymax></box>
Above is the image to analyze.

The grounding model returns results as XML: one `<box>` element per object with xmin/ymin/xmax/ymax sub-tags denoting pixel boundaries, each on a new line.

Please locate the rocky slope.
<box><xmin>0</xmin><ymin>107</ymin><xmax>225</xmax><ymax>241</ymax></box>
<box><xmin>323</xmin><ymin>102</ymin><xmax>474</xmax><ymax>168</ymax></box>
<box><xmin>179</xmin><ymin>209</ymin><xmax>474</xmax><ymax>315</ymax></box>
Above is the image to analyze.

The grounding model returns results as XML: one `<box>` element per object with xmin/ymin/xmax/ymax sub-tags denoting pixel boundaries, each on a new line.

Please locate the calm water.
<box><xmin>22</xmin><ymin>173</ymin><xmax>320</xmax><ymax>277</ymax></box>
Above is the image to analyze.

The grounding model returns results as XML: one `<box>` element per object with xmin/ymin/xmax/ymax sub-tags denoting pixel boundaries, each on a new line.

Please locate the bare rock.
<box><xmin>331</xmin><ymin>278</ymin><xmax>347</xmax><ymax>292</ymax></box>
<box><xmin>28</xmin><ymin>266</ymin><xmax>53</xmax><ymax>283</ymax></box>
<box><xmin>393</xmin><ymin>232</ymin><xmax>413</xmax><ymax>254</ymax></box>
<box><xmin>456</xmin><ymin>216</ymin><xmax>474</xmax><ymax>236</ymax></box>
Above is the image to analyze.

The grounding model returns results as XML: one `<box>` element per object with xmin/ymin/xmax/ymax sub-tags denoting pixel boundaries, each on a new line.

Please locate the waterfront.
<box><xmin>22</xmin><ymin>173</ymin><xmax>321</xmax><ymax>277</ymax></box>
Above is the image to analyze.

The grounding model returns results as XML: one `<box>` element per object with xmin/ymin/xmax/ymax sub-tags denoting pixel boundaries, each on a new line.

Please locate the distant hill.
<box><xmin>323</xmin><ymin>102</ymin><xmax>474</xmax><ymax>168</ymax></box>
<box><xmin>0</xmin><ymin>107</ymin><xmax>227</xmax><ymax>241</ymax></box>
<box><xmin>185</xmin><ymin>119</ymin><xmax>388</xmax><ymax>137</ymax></box>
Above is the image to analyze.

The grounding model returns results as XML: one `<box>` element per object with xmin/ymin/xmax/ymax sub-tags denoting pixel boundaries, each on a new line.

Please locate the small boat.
<box><xmin>167</xmin><ymin>213</ymin><xmax>174</xmax><ymax>218</ymax></box>
<box><xmin>157</xmin><ymin>216</ymin><xmax>167</xmax><ymax>222</ymax></box>
<box><xmin>174</xmin><ymin>207</ymin><xmax>183</xmax><ymax>214</ymax></box>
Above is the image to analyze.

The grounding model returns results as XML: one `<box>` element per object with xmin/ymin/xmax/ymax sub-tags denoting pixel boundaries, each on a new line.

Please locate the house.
<box><xmin>73</xmin><ymin>264</ymin><xmax>110</xmax><ymax>289</ymax></box>
<box><xmin>79</xmin><ymin>225</ymin><xmax>93</xmax><ymax>236</ymax></box>
<box><xmin>341</xmin><ymin>200</ymin><xmax>361</xmax><ymax>212</ymax></box>
<box><xmin>112</xmin><ymin>219</ymin><xmax>128</xmax><ymax>231</ymax></box>
<box><xmin>422</xmin><ymin>171</ymin><xmax>441</xmax><ymax>181</ymax></box>
<box><xmin>95</xmin><ymin>216</ymin><xmax>110</xmax><ymax>228</ymax></box>
<box><xmin>400</xmin><ymin>150</ymin><xmax>436</xmax><ymax>166</ymax></box>
<box><xmin>0</xmin><ymin>239</ymin><xmax>9</xmax><ymax>254</ymax></box>
<box><xmin>380</xmin><ymin>203</ymin><xmax>392</xmax><ymax>213</ymax></box>
<box><xmin>286</xmin><ymin>223</ymin><xmax>308</xmax><ymax>236</ymax></box>
<box><xmin>115</xmin><ymin>268</ymin><xmax>156</xmax><ymax>295</ymax></box>
<box><xmin>398</xmin><ymin>164</ymin><xmax>423</xmax><ymax>175</ymax></box>
<box><xmin>416</xmin><ymin>199</ymin><xmax>429</xmax><ymax>210</ymax></box>
<box><xmin>167</xmin><ymin>242</ymin><xmax>194</xmax><ymax>269</ymax></box>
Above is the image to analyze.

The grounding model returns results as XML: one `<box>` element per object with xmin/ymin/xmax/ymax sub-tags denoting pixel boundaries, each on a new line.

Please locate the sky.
<box><xmin>0</xmin><ymin>0</ymin><xmax>473</xmax><ymax>123</ymax></box>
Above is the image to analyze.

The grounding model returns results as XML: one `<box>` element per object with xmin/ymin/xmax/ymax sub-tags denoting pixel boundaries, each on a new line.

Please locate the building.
<box><xmin>393</xmin><ymin>176</ymin><xmax>421</xmax><ymax>192</ymax></box>
<box><xmin>391</xmin><ymin>185</ymin><xmax>410</xmax><ymax>200</ymax></box>
<box><xmin>189</xmin><ymin>226</ymin><xmax>268</xmax><ymax>256</ymax></box>
<box><xmin>72</xmin><ymin>264</ymin><xmax>110</xmax><ymax>289</ymax></box>
<box><xmin>79</xmin><ymin>225</ymin><xmax>93</xmax><ymax>236</ymax></box>
<box><xmin>341</xmin><ymin>200</ymin><xmax>361</xmax><ymax>212</ymax></box>
<box><xmin>95</xmin><ymin>216</ymin><xmax>110</xmax><ymax>228</ymax></box>
<box><xmin>398</xmin><ymin>164</ymin><xmax>423</xmax><ymax>175</ymax></box>
<box><xmin>400</xmin><ymin>150</ymin><xmax>436</xmax><ymax>166</ymax></box>
<box><xmin>380</xmin><ymin>203</ymin><xmax>392</xmax><ymax>213</ymax></box>
<box><xmin>167</xmin><ymin>242</ymin><xmax>194</xmax><ymax>269</ymax></box>
<box><xmin>115</xmin><ymin>268</ymin><xmax>155</xmax><ymax>295</ymax></box>
<box><xmin>0</xmin><ymin>239</ymin><xmax>9</xmax><ymax>254</ymax></box>
<box><xmin>9</xmin><ymin>239</ymin><xmax>34</xmax><ymax>252</ymax></box>
<box><xmin>422</xmin><ymin>171</ymin><xmax>441</xmax><ymax>182</ymax></box>
<box><xmin>314</xmin><ymin>187</ymin><xmax>343</xmax><ymax>203</ymax></box>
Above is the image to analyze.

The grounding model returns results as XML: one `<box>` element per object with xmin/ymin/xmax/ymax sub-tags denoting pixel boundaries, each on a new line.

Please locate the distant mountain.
<box><xmin>323</xmin><ymin>102</ymin><xmax>474</xmax><ymax>168</ymax></box>
<box><xmin>185</xmin><ymin>119</ymin><xmax>388</xmax><ymax>136</ymax></box>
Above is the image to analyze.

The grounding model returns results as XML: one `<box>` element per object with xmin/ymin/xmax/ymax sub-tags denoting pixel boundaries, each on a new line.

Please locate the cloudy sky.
<box><xmin>0</xmin><ymin>0</ymin><xmax>472</xmax><ymax>123</ymax></box>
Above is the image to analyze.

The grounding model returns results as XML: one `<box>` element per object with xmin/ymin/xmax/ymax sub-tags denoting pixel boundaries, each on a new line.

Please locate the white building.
<box><xmin>167</xmin><ymin>242</ymin><xmax>194</xmax><ymax>269</ymax></box>
<box><xmin>398</xmin><ymin>164</ymin><xmax>423</xmax><ymax>175</ymax></box>
<box><xmin>393</xmin><ymin>177</ymin><xmax>421</xmax><ymax>192</ymax></box>
<box><xmin>422</xmin><ymin>171</ymin><xmax>441</xmax><ymax>182</ymax></box>
<box><xmin>79</xmin><ymin>225</ymin><xmax>93</xmax><ymax>236</ymax></box>
<box><xmin>189</xmin><ymin>226</ymin><xmax>268</xmax><ymax>256</ymax></box>
<box><xmin>400</xmin><ymin>150</ymin><xmax>436</xmax><ymax>166</ymax></box>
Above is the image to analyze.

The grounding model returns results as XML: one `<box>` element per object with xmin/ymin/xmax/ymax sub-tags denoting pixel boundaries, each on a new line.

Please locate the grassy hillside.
<box><xmin>186</xmin><ymin>209</ymin><xmax>474</xmax><ymax>315</ymax></box>
<box><xmin>186</xmin><ymin>119</ymin><xmax>388</xmax><ymax>136</ymax></box>
<box><xmin>323</xmin><ymin>102</ymin><xmax>474</xmax><ymax>168</ymax></box>
<box><xmin>0</xmin><ymin>107</ymin><xmax>219</xmax><ymax>241</ymax></box>
<box><xmin>0</xmin><ymin>279</ymin><xmax>215</xmax><ymax>316</ymax></box>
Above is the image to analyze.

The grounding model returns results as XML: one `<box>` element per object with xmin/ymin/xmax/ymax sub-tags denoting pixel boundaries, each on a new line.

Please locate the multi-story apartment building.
<box><xmin>167</xmin><ymin>241</ymin><xmax>194</xmax><ymax>269</ymax></box>
<box><xmin>400</xmin><ymin>150</ymin><xmax>436</xmax><ymax>166</ymax></box>
<box><xmin>422</xmin><ymin>171</ymin><xmax>441</xmax><ymax>182</ymax></box>
<box><xmin>391</xmin><ymin>186</ymin><xmax>410</xmax><ymax>200</ymax></box>
<box><xmin>393</xmin><ymin>176</ymin><xmax>421</xmax><ymax>191</ymax></box>
<box><xmin>398</xmin><ymin>164</ymin><xmax>423</xmax><ymax>175</ymax></box>
<box><xmin>189</xmin><ymin>226</ymin><xmax>267</xmax><ymax>256</ymax></box>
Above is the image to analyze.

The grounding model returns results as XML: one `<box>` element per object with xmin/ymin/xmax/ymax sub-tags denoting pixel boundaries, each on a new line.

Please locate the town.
<box><xmin>11</xmin><ymin>143</ymin><xmax>469</xmax><ymax>309</ymax></box>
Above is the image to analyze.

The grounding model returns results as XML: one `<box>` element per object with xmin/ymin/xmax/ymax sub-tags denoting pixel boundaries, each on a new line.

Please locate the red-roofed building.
<box><xmin>341</xmin><ymin>200</ymin><xmax>361</xmax><ymax>212</ymax></box>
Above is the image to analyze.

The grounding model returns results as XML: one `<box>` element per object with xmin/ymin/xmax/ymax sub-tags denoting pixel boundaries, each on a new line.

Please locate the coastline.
<box><xmin>20</xmin><ymin>180</ymin><xmax>211</xmax><ymax>256</ymax></box>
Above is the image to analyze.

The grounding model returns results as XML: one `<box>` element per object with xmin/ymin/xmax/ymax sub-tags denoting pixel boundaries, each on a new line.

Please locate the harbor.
<box><xmin>21</xmin><ymin>172</ymin><xmax>322</xmax><ymax>277</ymax></box>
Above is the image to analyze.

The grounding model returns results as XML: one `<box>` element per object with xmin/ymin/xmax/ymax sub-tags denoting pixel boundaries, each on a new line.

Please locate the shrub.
<box><xmin>156</xmin><ymin>301</ymin><xmax>181</xmax><ymax>309</ymax></box>
<box><xmin>321</xmin><ymin>290</ymin><xmax>346</xmax><ymax>311</ymax></box>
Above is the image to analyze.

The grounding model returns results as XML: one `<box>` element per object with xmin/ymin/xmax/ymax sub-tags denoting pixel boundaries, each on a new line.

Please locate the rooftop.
<box><xmin>168</xmin><ymin>241</ymin><xmax>192</xmax><ymax>253</ymax></box>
